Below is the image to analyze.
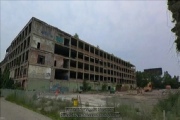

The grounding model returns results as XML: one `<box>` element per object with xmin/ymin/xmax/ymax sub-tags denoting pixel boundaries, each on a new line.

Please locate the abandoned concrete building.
<box><xmin>0</xmin><ymin>17</ymin><xmax>136</xmax><ymax>91</ymax></box>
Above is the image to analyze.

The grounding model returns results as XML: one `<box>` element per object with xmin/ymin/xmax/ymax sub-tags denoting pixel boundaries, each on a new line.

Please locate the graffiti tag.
<box><xmin>41</xmin><ymin>30</ymin><xmax>53</xmax><ymax>38</ymax></box>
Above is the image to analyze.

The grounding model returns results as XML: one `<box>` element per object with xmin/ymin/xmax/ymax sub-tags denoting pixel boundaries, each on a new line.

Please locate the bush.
<box><xmin>82</xmin><ymin>80</ymin><xmax>91</xmax><ymax>92</ymax></box>
<box><xmin>101</xmin><ymin>84</ymin><xmax>107</xmax><ymax>91</ymax></box>
<box><xmin>152</xmin><ymin>91</ymin><xmax>180</xmax><ymax>119</ymax></box>
<box><xmin>116</xmin><ymin>84</ymin><xmax>122</xmax><ymax>91</ymax></box>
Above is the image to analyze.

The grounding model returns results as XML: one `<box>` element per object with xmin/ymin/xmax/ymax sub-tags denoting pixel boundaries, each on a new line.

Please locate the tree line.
<box><xmin>136</xmin><ymin>71</ymin><xmax>180</xmax><ymax>89</ymax></box>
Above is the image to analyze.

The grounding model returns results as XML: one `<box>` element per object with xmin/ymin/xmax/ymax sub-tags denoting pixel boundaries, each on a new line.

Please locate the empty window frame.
<box><xmin>37</xmin><ymin>42</ymin><xmax>40</xmax><ymax>49</ymax></box>
<box><xmin>27</xmin><ymin>37</ymin><xmax>30</xmax><ymax>47</ymax></box>
<box><xmin>29</xmin><ymin>23</ymin><xmax>31</xmax><ymax>33</ymax></box>
<box><xmin>25</xmin><ymin>51</ymin><xmax>29</xmax><ymax>61</ymax></box>
<box><xmin>37</xmin><ymin>55</ymin><xmax>45</xmax><ymax>64</ymax></box>
<box><xmin>54</xmin><ymin>60</ymin><xmax>57</xmax><ymax>66</ymax></box>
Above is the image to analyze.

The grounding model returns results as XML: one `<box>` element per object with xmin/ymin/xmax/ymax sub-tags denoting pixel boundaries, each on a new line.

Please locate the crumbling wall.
<box><xmin>28</xmin><ymin>65</ymin><xmax>51</xmax><ymax>79</ymax></box>
<box><xmin>9</xmin><ymin>69</ymin><xmax>15</xmax><ymax>78</ymax></box>
<box><xmin>31</xmin><ymin>35</ymin><xmax>54</xmax><ymax>53</ymax></box>
<box><xmin>32</xmin><ymin>19</ymin><xmax>69</xmax><ymax>45</ymax></box>
<box><xmin>54</xmin><ymin>54</ymin><xmax>64</xmax><ymax>67</ymax></box>
<box><xmin>32</xmin><ymin>20</ymin><xmax>55</xmax><ymax>41</ymax></box>
<box><xmin>28</xmin><ymin>49</ymin><xmax>53</xmax><ymax>66</ymax></box>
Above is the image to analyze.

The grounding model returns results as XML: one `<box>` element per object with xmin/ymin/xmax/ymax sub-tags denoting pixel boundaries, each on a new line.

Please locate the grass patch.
<box><xmin>5</xmin><ymin>90</ymin><xmax>180</xmax><ymax>120</ymax></box>
<box><xmin>152</xmin><ymin>91</ymin><xmax>180</xmax><ymax>120</ymax></box>
<box><xmin>5</xmin><ymin>92</ymin><xmax>69</xmax><ymax>120</ymax></box>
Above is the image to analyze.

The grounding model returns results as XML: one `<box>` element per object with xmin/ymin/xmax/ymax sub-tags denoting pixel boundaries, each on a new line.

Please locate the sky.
<box><xmin>0</xmin><ymin>1</ymin><xmax>180</xmax><ymax>77</ymax></box>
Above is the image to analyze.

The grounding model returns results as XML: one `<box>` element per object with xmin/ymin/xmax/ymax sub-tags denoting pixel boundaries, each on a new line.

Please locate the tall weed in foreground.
<box><xmin>105</xmin><ymin>96</ymin><xmax>153</xmax><ymax>120</ymax></box>
<box><xmin>153</xmin><ymin>91</ymin><xmax>180</xmax><ymax>120</ymax></box>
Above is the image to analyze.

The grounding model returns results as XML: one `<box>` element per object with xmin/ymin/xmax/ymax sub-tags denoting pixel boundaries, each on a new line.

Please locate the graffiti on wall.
<box><xmin>50</xmin><ymin>83</ymin><xmax>69</xmax><ymax>93</ymax></box>
<box><xmin>56</xmin><ymin>36</ymin><xmax>64</xmax><ymax>43</ymax></box>
<box><xmin>41</xmin><ymin>30</ymin><xmax>53</xmax><ymax>39</ymax></box>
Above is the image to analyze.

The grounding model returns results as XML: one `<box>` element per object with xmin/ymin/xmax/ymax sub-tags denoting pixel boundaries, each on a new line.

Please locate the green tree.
<box><xmin>136</xmin><ymin>71</ymin><xmax>164</xmax><ymax>89</ymax></box>
<box><xmin>137</xmin><ymin>70</ymin><xmax>179</xmax><ymax>89</ymax></box>
<box><xmin>0</xmin><ymin>66</ymin><xmax>14</xmax><ymax>89</ymax></box>
<box><xmin>167</xmin><ymin>0</ymin><xmax>180</xmax><ymax>52</ymax></box>
<box><xmin>151</xmin><ymin>76</ymin><xmax>163</xmax><ymax>89</ymax></box>
<box><xmin>82</xmin><ymin>80</ymin><xmax>91</xmax><ymax>91</ymax></box>
<box><xmin>102</xmin><ymin>83</ymin><xmax>107</xmax><ymax>91</ymax></box>
<box><xmin>74</xmin><ymin>33</ymin><xmax>79</xmax><ymax>39</ymax></box>
<box><xmin>162</xmin><ymin>71</ymin><xmax>172</xmax><ymax>87</ymax></box>
<box><xmin>171</xmin><ymin>76</ymin><xmax>179</xmax><ymax>88</ymax></box>
<box><xmin>162</xmin><ymin>71</ymin><xmax>179</xmax><ymax>88</ymax></box>
<box><xmin>136</xmin><ymin>71</ymin><xmax>149</xmax><ymax>87</ymax></box>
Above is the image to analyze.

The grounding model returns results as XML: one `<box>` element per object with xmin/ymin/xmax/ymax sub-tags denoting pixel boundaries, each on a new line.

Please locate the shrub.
<box><xmin>102</xmin><ymin>84</ymin><xmax>107</xmax><ymax>91</ymax></box>
<box><xmin>116</xmin><ymin>84</ymin><xmax>122</xmax><ymax>91</ymax></box>
<box><xmin>152</xmin><ymin>91</ymin><xmax>180</xmax><ymax>119</ymax></box>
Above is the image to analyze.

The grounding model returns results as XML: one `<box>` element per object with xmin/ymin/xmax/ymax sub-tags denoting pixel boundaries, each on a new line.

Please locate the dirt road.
<box><xmin>0</xmin><ymin>98</ymin><xmax>51</xmax><ymax>120</ymax></box>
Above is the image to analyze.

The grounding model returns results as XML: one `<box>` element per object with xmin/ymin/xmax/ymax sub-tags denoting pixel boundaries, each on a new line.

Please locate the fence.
<box><xmin>1</xmin><ymin>89</ymin><xmax>37</xmax><ymax>99</ymax></box>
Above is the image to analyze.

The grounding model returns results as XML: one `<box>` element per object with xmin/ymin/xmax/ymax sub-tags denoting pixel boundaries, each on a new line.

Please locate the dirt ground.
<box><xmin>43</xmin><ymin>89</ymin><xmax>169</xmax><ymax>108</ymax></box>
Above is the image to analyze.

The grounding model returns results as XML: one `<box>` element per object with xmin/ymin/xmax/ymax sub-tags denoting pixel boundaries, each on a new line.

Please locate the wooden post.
<box><xmin>163</xmin><ymin>110</ymin><xmax>166</xmax><ymax>120</ymax></box>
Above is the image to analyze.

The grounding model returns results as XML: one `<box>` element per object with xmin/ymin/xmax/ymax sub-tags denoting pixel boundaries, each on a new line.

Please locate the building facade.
<box><xmin>0</xmin><ymin>17</ymin><xmax>136</xmax><ymax>91</ymax></box>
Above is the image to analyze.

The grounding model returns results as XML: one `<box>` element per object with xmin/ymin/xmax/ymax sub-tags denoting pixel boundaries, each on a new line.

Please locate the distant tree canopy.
<box><xmin>136</xmin><ymin>71</ymin><xmax>179</xmax><ymax>89</ymax></box>
<box><xmin>167</xmin><ymin>0</ymin><xmax>180</xmax><ymax>52</ymax></box>
<box><xmin>74</xmin><ymin>33</ymin><xmax>79</xmax><ymax>39</ymax></box>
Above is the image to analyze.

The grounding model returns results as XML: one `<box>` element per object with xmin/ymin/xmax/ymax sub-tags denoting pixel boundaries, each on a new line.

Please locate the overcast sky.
<box><xmin>0</xmin><ymin>1</ymin><xmax>180</xmax><ymax>77</ymax></box>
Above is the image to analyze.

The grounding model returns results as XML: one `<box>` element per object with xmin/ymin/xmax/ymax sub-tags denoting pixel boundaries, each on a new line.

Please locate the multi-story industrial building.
<box><xmin>0</xmin><ymin>17</ymin><xmax>136</xmax><ymax>91</ymax></box>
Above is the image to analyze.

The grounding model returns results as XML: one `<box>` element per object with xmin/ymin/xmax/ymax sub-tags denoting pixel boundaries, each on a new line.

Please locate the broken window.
<box><xmin>70</xmin><ymin>71</ymin><xmax>76</xmax><ymax>79</ymax></box>
<box><xmin>23</xmin><ymin>53</ymin><xmax>25</xmax><ymax>62</ymax></box>
<box><xmin>84</xmin><ymin>55</ymin><xmax>89</xmax><ymax>62</ymax></box>
<box><xmin>54</xmin><ymin>60</ymin><xmax>56</xmax><ymax>66</ymax></box>
<box><xmin>27</xmin><ymin>37</ymin><xmax>30</xmax><ymax>46</ymax></box>
<box><xmin>37</xmin><ymin>42</ymin><xmax>40</xmax><ymax>49</ymax></box>
<box><xmin>63</xmin><ymin>59</ymin><xmax>69</xmax><ymax>68</ymax></box>
<box><xmin>54</xmin><ymin>44</ymin><xmax>69</xmax><ymax>57</ymax></box>
<box><xmin>20</xmin><ymin>66</ymin><xmax>23</xmax><ymax>76</ymax></box>
<box><xmin>90</xmin><ymin>74</ymin><xmax>94</xmax><ymax>81</ymax></box>
<box><xmin>21</xmin><ymin>43</ymin><xmax>23</xmax><ymax>52</ymax></box>
<box><xmin>84</xmin><ymin>73</ymin><xmax>89</xmax><ymax>80</ymax></box>
<box><xmin>95</xmin><ymin>75</ymin><xmax>99</xmax><ymax>81</ymax></box>
<box><xmin>25</xmin><ymin>27</ymin><xmax>28</xmax><ymax>36</ymax></box>
<box><xmin>64</xmin><ymin>38</ymin><xmax>70</xmax><ymax>46</ymax></box>
<box><xmin>29</xmin><ymin>23</ymin><xmax>31</xmax><ymax>33</ymax></box>
<box><xmin>84</xmin><ymin>63</ymin><xmax>89</xmax><ymax>71</ymax></box>
<box><xmin>85</xmin><ymin>44</ymin><xmax>89</xmax><ymax>52</ymax></box>
<box><xmin>23</xmin><ymin>68</ymin><xmax>27</xmax><ymax>75</ymax></box>
<box><xmin>37</xmin><ymin>55</ymin><xmax>45</xmax><ymax>64</ymax></box>
<box><xmin>24</xmin><ymin>40</ymin><xmax>26</xmax><ymax>49</ymax></box>
<box><xmin>78</xmin><ymin>52</ymin><xmax>83</xmax><ymax>60</ymax></box>
<box><xmin>90</xmin><ymin>65</ymin><xmax>94</xmax><ymax>71</ymax></box>
<box><xmin>71</xmin><ymin>38</ymin><xmax>77</xmax><ymax>48</ymax></box>
<box><xmin>55</xmin><ymin>69</ymin><xmax>68</xmax><ymax>80</ymax></box>
<box><xmin>70</xmin><ymin>49</ymin><xmax>77</xmax><ymax>59</ymax></box>
<box><xmin>100</xmin><ymin>76</ymin><xmax>103</xmax><ymax>81</ymax></box>
<box><xmin>21</xmin><ymin>32</ymin><xmax>24</xmax><ymax>41</ymax></box>
<box><xmin>15</xmin><ymin>68</ymin><xmax>17</xmax><ymax>78</ymax></box>
<box><xmin>70</xmin><ymin>60</ymin><xmax>76</xmax><ymax>68</ymax></box>
<box><xmin>104</xmin><ymin>77</ymin><xmax>107</xmax><ymax>82</ymax></box>
<box><xmin>77</xmin><ymin>72</ymin><xmax>83</xmax><ymax>79</ymax></box>
<box><xmin>25</xmin><ymin>51</ymin><xmax>29</xmax><ymax>61</ymax></box>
